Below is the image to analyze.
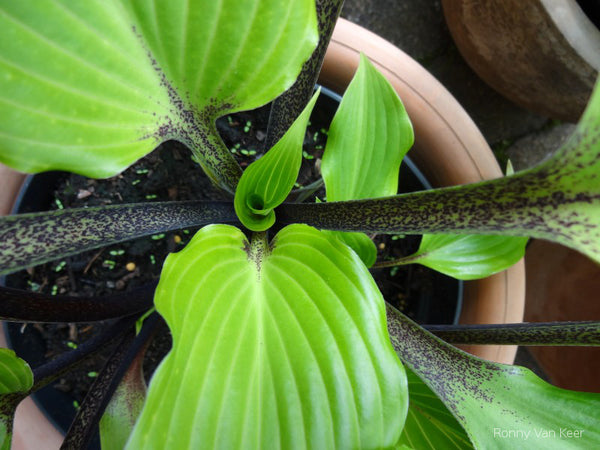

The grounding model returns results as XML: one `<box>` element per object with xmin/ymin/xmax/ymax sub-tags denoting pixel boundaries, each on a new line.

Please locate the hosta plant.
<box><xmin>0</xmin><ymin>0</ymin><xmax>599</xmax><ymax>449</ymax></box>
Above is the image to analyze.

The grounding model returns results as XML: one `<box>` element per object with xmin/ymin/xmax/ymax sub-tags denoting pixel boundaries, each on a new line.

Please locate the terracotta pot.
<box><xmin>523</xmin><ymin>240</ymin><xmax>600</xmax><ymax>393</ymax></box>
<box><xmin>441</xmin><ymin>0</ymin><xmax>600</xmax><ymax>122</ymax></box>
<box><xmin>0</xmin><ymin>17</ymin><xmax>525</xmax><ymax>449</ymax></box>
<box><xmin>322</xmin><ymin>18</ymin><xmax>525</xmax><ymax>365</ymax></box>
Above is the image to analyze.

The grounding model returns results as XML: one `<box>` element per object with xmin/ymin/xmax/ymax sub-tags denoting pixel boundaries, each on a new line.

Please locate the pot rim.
<box><xmin>321</xmin><ymin>18</ymin><xmax>525</xmax><ymax>366</ymax></box>
<box><xmin>541</xmin><ymin>0</ymin><xmax>600</xmax><ymax>71</ymax></box>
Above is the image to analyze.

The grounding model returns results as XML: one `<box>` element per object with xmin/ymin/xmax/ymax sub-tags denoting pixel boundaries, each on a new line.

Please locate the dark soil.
<box><xmin>4</xmin><ymin>91</ymin><xmax>459</xmax><ymax>435</ymax></box>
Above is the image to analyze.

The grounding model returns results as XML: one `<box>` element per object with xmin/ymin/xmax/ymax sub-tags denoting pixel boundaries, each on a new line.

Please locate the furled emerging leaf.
<box><xmin>393</xmin><ymin>234</ymin><xmax>528</xmax><ymax>280</ymax></box>
<box><xmin>321</xmin><ymin>54</ymin><xmax>414</xmax><ymax>267</ymax></box>
<box><xmin>234</xmin><ymin>90</ymin><xmax>319</xmax><ymax>231</ymax></box>
<box><xmin>387</xmin><ymin>305</ymin><xmax>600</xmax><ymax>449</ymax></box>
<box><xmin>128</xmin><ymin>224</ymin><xmax>408</xmax><ymax>449</ymax></box>
<box><xmin>0</xmin><ymin>349</ymin><xmax>34</xmax><ymax>450</ymax></box>
<box><xmin>0</xmin><ymin>0</ymin><xmax>318</xmax><ymax>191</ymax></box>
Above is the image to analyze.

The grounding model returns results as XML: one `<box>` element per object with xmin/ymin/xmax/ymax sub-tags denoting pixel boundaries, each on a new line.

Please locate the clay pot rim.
<box><xmin>542</xmin><ymin>0</ymin><xmax>600</xmax><ymax>70</ymax></box>
<box><xmin>322</xmin><ymin>18</ymin><xmax>525</xmax><ymax>366</ymax></box>
<box><xmin>0</xmin><ymin>17</ymin><xmax>525</xmax><ymax>449</ymax></box>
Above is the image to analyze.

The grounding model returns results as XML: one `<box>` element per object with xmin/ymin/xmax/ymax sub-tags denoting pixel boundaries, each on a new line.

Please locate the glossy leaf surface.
<box><xmin>234</xmin><ymin>91</ymin><xmax>319</xmax><ymax>231</ymax></box>
<box><xmin>278</xmin><ymin>80</ymin><xmax>600</xmax><ymax>263</ymax></box>
<box><xmin>323</xmin><ymin>230</ymin><xmax>377</xmax><ymax>268</ymax></box>
<box><xmin>387</xmin><ymin>305</ymin><xmax>600</xmax><ymax>449</ymax></box>
<box><xmin>320</xmin><ymin>54</ymin><xmax>413</xmax><ymax>266</ymax></box>
<box><xmin>128</xmin><ymin>224</ymin><xmax>407</xmax><ymax>449</ymax></box>
<box><xmin>0</xmin><ymin>349</ymin><xmax>32</xmax><ymax>395</ymax></box>
<box><xmin>0</xmin><ymin>349</ymin><xmax>33</xmax><ymax>450</ymax></box>
<box><xmin>395</xmin><ymin>234</ymin><xmax>528</xmax><ymax>280</ymax></box>
<box><xmin>321</xmin><ymin>54</ymin><xmax>413</xmax><ymax>201</ymax></box>
<box><xmin>0</xmin><ymin>0</ymin><xmax>318</xmax><ymax>191</ymax></box>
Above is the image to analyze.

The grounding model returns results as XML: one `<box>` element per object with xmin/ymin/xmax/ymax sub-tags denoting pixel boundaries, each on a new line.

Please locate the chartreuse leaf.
<box><xmin>0</xmin><ymin>349</ymin><xmax>34</xmax><ymax>450</ymax></box>
<box><xmin>378</xmin><ymin>234</ymin><xmax>527</xmax><ymax>280</ymax></box>
<box><xmin>279</xmin><ymin>78</ymin><xmax>600</xmax><ymax>263</ymax></box>
<box><xmin>322</xmin><ymin>54</ymin><xmax>413</xmax><ymax>200</ymax></box>
<box><xmin>398</xmin><ymin>368</ymin><xmax>472</xmax><ymax>449</ymax></box>
<box><xmin>128</xmin><ymin>224</ymin><xmax>408</xmax><ymax>449</ymax></box>
<box><xmin>322</xmin><ymin>230</ymin><xmax>378</xmax><ymax>267</ymax></box>
<box><xmin>387</xmin><ymin>305</ymin><xmax>600</xmax><ymax>449</ymax></box>
<box><xmin>0</xmin><ymin>1</ymin><xmax>318</xmax><ymax>191</ymax></box>
<box><xmin>321</xmin><ymin>54</ymin><xmax>414</xmax><ymax>267</ymax></box>
<box><xmin>234</xmin><ymin>90</ymin><xmax>319</xmax><ymax>231</ymax></box>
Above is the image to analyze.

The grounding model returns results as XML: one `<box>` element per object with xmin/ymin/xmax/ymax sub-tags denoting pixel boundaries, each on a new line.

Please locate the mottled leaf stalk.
<box><xmin>61</xmin><ymin>314</ymin><xmax>163</xmax><ymax>450</ymax></box>
<box><xmin>278</xmin><ymin>120</ymin><xmax>600</xmax><ymax>262</ymax></box>
<box><xmin>265</xmin><ymin>0</ymin><xmax>344</xmax><ymax>148</ymax></box>
<box><xmin>161</xmin><ymin>94</ymin><xmax>244</xmax><ymax>194</ymax></box>
<box><xmin>424</xmin><ymin>321</ymin><xmax>600</xmax><ymax>346</ymax></box>
<box><xmin>0</xmin><ymin>284</ymin><xmax>155</xmax><ymax>323</ymax></box>
<box><xmin>0</xmin><ymin>201</ymin><xmax>237</xmax><ymax>275</ymax></box>
<box><xmin>33</xmin><ymin>316</ymin><xmax>139</xmax><ymax>393</ymax></box>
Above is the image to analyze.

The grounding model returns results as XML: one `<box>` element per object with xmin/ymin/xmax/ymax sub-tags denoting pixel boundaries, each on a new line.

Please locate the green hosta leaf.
<box><xmin>0</xmin><ymin>349</ymin><xmax>32</xmax><ymax>394</ymax></box>
<box><xmin>399</xmin><ymin>234</ymin><xmax>528</xmax><ymax>280</ymax></box>
<box><xmin>279</xmin><ymin>79</ymin><xmax>600</xmax><ymax>263</ymax></box>
<box><xmin>0</xmin><ymin>0</ymin><xmax>318</xmax><ymax>191</ymax></box>
<box><xmin>398</xmin><ymin>368</ymin><xmax>472</xmax><ymax>449</ymax></box>
<box><xmin>0</xmin><ymin>349</ymin><xmax>34</xmax><ymax>450</ymax></box>
<box><xmin>323</xmin><ymin>230</ymin><xmax>377</xmax><ymax>267</ymax></box>
<box><xmin>128</xmin><ymin>224</ymin><xmax>408</xmax><ymax>449</ymax></box>
<box><xmin>322</xmin><ymin>53</ymin><xmax>413</xmax><ymax>201</ymax></box>
<box><xmin>234</xmin><ymin>90</ymin><xmax>319</xmax><ymax>231</ymax></box>
<box><xmin>320</xmin><ymin>54</ymin><xmax>413</xmax><ymax>266</ymax></box>
<box><xmin>387</xmin><ymin>305</ymin><xmax>600</xmax><ymax>449</ymax></box>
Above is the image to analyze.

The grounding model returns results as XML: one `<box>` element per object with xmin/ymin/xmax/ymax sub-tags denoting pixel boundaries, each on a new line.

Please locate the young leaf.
<box><xmin>387</xmin><ymin>305</ymin><xmax>600</xmax><ymax>449</ymax></box>
<box><xmin>279</xmin><ymin>78</ymin><xmax>600</xmax><ymax>263</ymax></box>
<box><xmin>323</xmin><ymin>230</ymin><xmax>377</xmax><ymax>267</ymax></box>
<box><xmin>235</xmin><ymin>91</ymin><xmax>319</xmax><ymax>231</ymax></box>
<box><xmin>322</xmin><ymin>54</ymin><xmax>414</xmax><ymax>201</ymax></box>
<box><xmin>0</xmin><ymin>349</ymin><xmax>33</xmax><ymax>394</ymax></box>
<box><xmin>398</xmin><ymin>368</ymin><xmax>473</xmax><ymax>449</ymax></box>
<box><xmin>376</xmin><ymin>234</ymin><xmax>528</xmax><ymax>280</ymax></box>
<box><xmin>128</xmin><ymin>224</ymin><xmax>408</xmax><ymax>449</ymax></box>
<box><xmin>320</xmin><ymin>54</ymin><xmax>413</xmax><ymax>266</ymax></box>
<box><xmin>0</xmin><ymin>0</ymin><xmax>318</xmax><ymax>191</ymax></box>
<box><xmin>0</xmin><ymin>349</ymin><xmax>34</xmax><ymax>449</ymax></box>
<box><xmin>0</xmin><ymin>201</ymin><xmax>236</xmax><ymax>275</ymax></box>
